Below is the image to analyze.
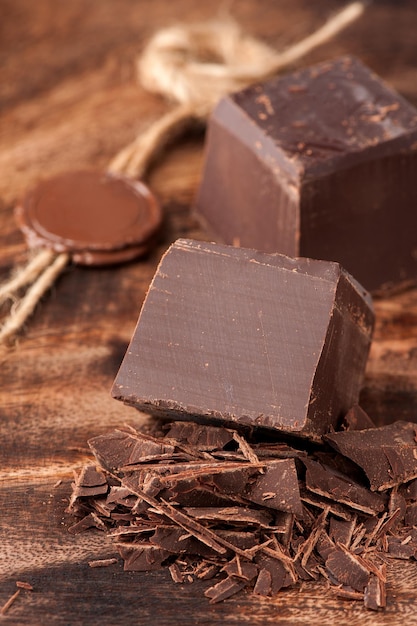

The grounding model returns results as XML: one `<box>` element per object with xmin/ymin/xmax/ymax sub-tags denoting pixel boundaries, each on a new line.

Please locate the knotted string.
<box><xmin>108</xmin><ymin>2</ymin><xmax>366</xmax><ymax>178</ymax></box>
<box><xmin>0</xmin><ymin>1</ymin><xmax>367</xmax><ymax>344</ymax></box>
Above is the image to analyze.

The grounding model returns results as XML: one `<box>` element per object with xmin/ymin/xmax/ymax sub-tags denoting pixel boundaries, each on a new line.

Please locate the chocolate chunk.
<box><xmin>164</xmin><ymin>421</ymin><xmax>234</xmax><ymax>450</ymax></box>
<box><xmin>325</xmin><ymin>421</ymin><xmax>417</xmax><ymax>491</ymax></box>
<box><xmin>112</xmin><ymin>239</ymin><xmax>374</xmax><ymax>439</ymax></box>
<box><xmin>253</xmin><ymin>568</ymin><xmax>273</xmax><ymax>596</ymax></box>
<box><xmin>204</xmin><ymin>577</ymin><xmax>246</xmax><ymax>603</ymax></box>
<box><xmin>342</xmin><ymin>405</ymin><xmax>375</xmax><ymax>431</ymax></box>
<box><xmin>67</xmin><ymin>465</ymin><xmax>108</xmax><ymax>511</ymax></box>
<box><xmin>389</xmin><ymin>489</ymin><xmax>406</xmax><ymax>523</ymax></box>
<box><xmin>364</xmin><ymin>575</ymin><xmax>386</xmax><ymax>611</ymax></box>
<box><xmin>216</xmin><ymin>531</ymin><xmax>260</xmax><ymax>551</ymax></box>
<box><xmin>387</xmin><ymin>536</ymin><xmax>417</xmax><ymax>560</ymax></box>
<box><xmin>183</xmin><ymin>506</ymin><xmax>274</xmax><ymax>528</ymax></box>
<box><xmin>16</xmin><ymin>170</ymin><xmax>162</xmax><ymax>265</ymax></box>
<box><xmin>405</xmin><ymin>502</ymin><xmax>417</xmax><ymax>526</ymax></box>
<box><xmin>325</xmin><ymin>547</ymin><xmax>370</xmax><ymax>592</ymax></box>
<box><xmin>67</xmin><ymin>512</ymin><xmax>107</xmax><ymax>534</ymax></box>
<box><xmin>253</xmin><ymin>554</ymin><xmax>291</xmax><ymax>594</ymax></box>
<box><xmin>221</xmin><ymin>559</ymin><xmax>258</xmax><ymax>581</ymax></box>
<box><xmin>117</xmin><ymin>543</ymin><xmax>171</xmax><ymax>571</ymax></box>
<box><xmin>88</xmin><ymin>429</ymin><xmax>175</xmax><ymax>471</ymax></box>
<box><xmin>195</xmin><ymin>56</ymin><xmax>417</xmax><ymax>293</ymax></box>
<box><xmin>150</xmin><ymin>526</ymin><xmax>217</xmax><ymax>558</ymax></box>
<box><xmin>304</xmin><ymin>459</ymin><xmax>386</xmax><ymax>515</ymax></box>
<box><xmin>299</xmin><ymin>487</ymin><xmax>353</xmax><ymax>521</ymax></box>
<box><xmin>244</xmin><ymin>459</ymin><xmax>303</xmax><ymax>515</ymax></box>
<box><xmin>315</xmin><ymin>532</ymin><xmax>336</xmax><ymax>561</ymax></box>
<box><xmin>329</xmin><ymin>516</ymin><xmax>356</xmax><ymax>547</ymax></box>
<box><xmin>401</xmin><ymin>478</ymin><xmax>417</xmax><ymax>500</ymax></box>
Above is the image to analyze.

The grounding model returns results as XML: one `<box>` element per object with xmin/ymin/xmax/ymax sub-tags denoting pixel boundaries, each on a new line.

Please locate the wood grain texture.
<box><xmin>1</xmin><ymin>0</ymin><xmax>417</xmax><ymax>623</ymax></box>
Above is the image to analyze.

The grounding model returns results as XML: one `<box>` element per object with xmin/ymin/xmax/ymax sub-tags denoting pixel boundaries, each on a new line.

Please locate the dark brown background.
<box><xmin>1</xmin><ymin>1</ymin><xmax>417</xmax><ymax>623</ymax></box>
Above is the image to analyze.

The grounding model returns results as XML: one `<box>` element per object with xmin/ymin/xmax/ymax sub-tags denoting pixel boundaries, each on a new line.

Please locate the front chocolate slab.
<box><xmin>195</xmin><ymin>56</ymin><xmax>417</xmax><ymax>292</ymax></box>
<box><xmin>112</xmin><ymin>239</ymin><xmax>374</xmax><ymax>438</ymax></box>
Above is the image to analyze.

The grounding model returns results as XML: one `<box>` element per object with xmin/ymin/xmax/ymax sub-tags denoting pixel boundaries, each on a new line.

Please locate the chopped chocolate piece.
<box><xmin>232</xmin><ymin>431</ymin><xmax>260</xmax><ymax>464</ymax></box>
<box><xmin>216</xmin><ymin>530</ymin><xmax>260</xmax><ymax>551</ymax></box>
<box><xmin>208</xmin><ymin>465</ymin><xmax>258</xmax><ymax>496</ymax></box>
<box><xmin>67</xmin><ymin>466</ymin><xmax>109</xmax><ymax>512</ymax></box>
<box><xmin>0</xmin><ymin>590</ymin><xmax>21</xmax><ymax>616</ymax></box>
<box><xmin>253</xmin><ymin>568</ymin><xmax>272</xmax><ymax>596</ymax></box>
<box><xmin>295</xmin><ymin>507</ymin><xmax>329</xmax><ymax>568</ymax></box>
<box><xmin>244</xmin><ymin>459</ymin><xmax>302</xmax><ymax>515</ymax></box>
<box><xmin>15</xmin><ymin>582</ymin><xmax>33</xmax><ymax>591</ymax></box>
<box><xmin>183</xmin><ymin>506</ymin><xmax>274</xmax><ymax>528</ymax></box>
<box><xmin>387</xmin><ymin>536</ymin><xmax>417</xmax><ymax>560</ymax></box>
<box><xmin>67</xmin><ymin>512</ymin><xmax>107</xmax><ymax>534</ymax></box>
<box><xmin>150</xmin><ymin>526</ymin><xmax>217</xmax><ymax>558</ymax></box>
<box><xmin>164</xmin><ymin>421</ymin><xmax>234</xmax><ymax>450</ymax></box>
<box><xmin>401</xmin><ymin>477</ymin><xmax>417</xmax><ymax>501</ymax></box>
<box><xmin>204</xmin><ymin>577</ymin><xmax>246</xmax><ymax>603</ymax></box>
<box><xmin>221</xmin><ymin>559</ymin><xmax>258</xmax><ymax>581</ymax></box>
<box><xmin>113</xmin><ymin>239</ymin><xmax>374</xmax><ymax>439</ymax></box>
<box><xmin>388</xmin><ymin>490</ymin><xmax>407</xmax><ymax>524</ymax></box>
<box><xmin>253</xmin><ymin>554</ymin><xmax>290</xmax><ymax>594</ymax></box>
<box><xmin>405</xmin><ymin>502</ymin><xmax>417</xmax><ymax>527</ymax></box>
<box><xmin>195</xmin><ymin>563</ymin><xmax>220</xmax><ymax>581</ymax></box>
<box><xmin>342</xmin><ymin>405</ymin><xmax>375</xmax><ymax>431</ymax></box>
<box><xmin>252</xmin><ymin>442</ymin><xmax>307</xmax><ymax>460</ymax></box>
<box><xmin>77</xmin><ymin>465</ymin><xmax>107</xmax><ymax>488</ymax></box>
<box><xmin>117</xmin><ymin>543</ymin><xmax>171</xmax><ymax>571</ymax></box>
<box><xmin>325</xmin><ymin>421</ymin><xmax>417</xmax><ymax>491</ymax></box>
<box><xmin>315</xmin><ymin>531</ymin><xmax>336</xmax><ymax>561</ymax></box>
<box><xmin>88</xmin><ymin>558</ymin><xmax>118</xmax><ymax>568</ymax></box>
<box><xmin>364</xmin><ymin>575</ymin><xmax>386</xmax><ymax>610</ymax></box>
<box><xmin>106</xmin><ymin>486</ymin><xmax>138</xmax><ymax>507</ymax></box>
<box><xmin>169</xmin><ymin>562</ymin><xmax>185</xmax><ymax>583</ymax></box>
<box><xmin>163</xmin><ymin>482</ymin><xmax>239</xmax><ymax>508</ymax></box>
<box><xmin>329</xmin><ymin>516</ymin><xmax>356</xmax><ymax>547</ymax></box>
<box><xmin>299</xmin><ymin>488</ymin><xmax>353</xmax><ymax>521</ymax></box>
<box><xmin>88</xmin><ymin>429</ymin><xmax>175</xmax><ymax>471</ymax></box>
<box><xmin>304</xmin><ymin>459</ymin><xmax>386</xmax><ymax>515</ymax></box>
<box><xmin>195</xmin><ymin>55</ymin><xmax>417</xmax><ymax>293</ymax></box>
<box><xmin>333</xmin><ymin>588</ymin><xmax>364</xmax><ymax>602</ymax></box>
<box><xmin>325</xmin><ymin>547</ymin><xmax>370</xmax><ymax>592</ymax></box>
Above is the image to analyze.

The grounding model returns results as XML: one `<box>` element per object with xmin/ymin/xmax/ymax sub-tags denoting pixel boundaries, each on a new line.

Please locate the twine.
<box><xmin>0</xmin><ymin>1</ymin><xmax>366</xmax><ymax>344</ymax></box>
<box><xmin>108</xmin><ymin>1</ymin><xmax>366</xmax><ymax>178</ymax></box>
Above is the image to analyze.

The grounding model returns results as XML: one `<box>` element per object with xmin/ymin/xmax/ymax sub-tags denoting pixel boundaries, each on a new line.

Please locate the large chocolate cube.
<box><xmin>195</xmin><ymin>56</ymin><xmax>417</xmax><ymax>293</ymax></box>
<box><xmin>112</xmin><ymin>239</ymin><xmax>374</xmax><ymax>439</ymax></box>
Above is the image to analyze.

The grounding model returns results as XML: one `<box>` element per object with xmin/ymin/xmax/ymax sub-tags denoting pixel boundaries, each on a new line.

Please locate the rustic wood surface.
<box><xmin>1</xmin><ymin>0</ymin><xmax>417</xmax><ymax>623</ymax></box>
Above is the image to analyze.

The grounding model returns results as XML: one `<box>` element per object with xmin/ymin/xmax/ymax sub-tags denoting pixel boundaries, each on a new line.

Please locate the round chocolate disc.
<box><xmin>15</xmin><ymin>170</ymin><xmax>162</xmax><ymax>265</ymax></box>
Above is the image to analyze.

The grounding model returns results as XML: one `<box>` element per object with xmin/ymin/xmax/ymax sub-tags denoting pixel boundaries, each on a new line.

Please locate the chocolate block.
<box><xmin>195</xmin><ymin>56</ymin><xmax>417</xmax><ymax>293</ymax></box>
<box><xmin>112</xmin><ymin>239</ymin><xmax>374</xmax><ymax>438</ymax></box>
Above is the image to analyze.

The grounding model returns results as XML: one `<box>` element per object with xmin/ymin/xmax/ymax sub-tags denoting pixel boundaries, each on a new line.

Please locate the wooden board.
<box><xmin>1</xmin><ymin>0</ymin><xmax>417</xmax><ymax>623</ymax></box>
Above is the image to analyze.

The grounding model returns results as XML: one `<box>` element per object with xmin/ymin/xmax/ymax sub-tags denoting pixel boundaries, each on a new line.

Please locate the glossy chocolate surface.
<box><xmin>195</xmin><ymin>56</ymin><xmax>417</xmax><ymax>293</ymax></box>
<box><xmin>112</xmin><ymin>238</ymin><xmax>374</xmax><ymax>438</ymax></box>
<box><xmin>15</xmin><ymin>170</ymin><xmax>162</xmax><ymax>265</ymax></box>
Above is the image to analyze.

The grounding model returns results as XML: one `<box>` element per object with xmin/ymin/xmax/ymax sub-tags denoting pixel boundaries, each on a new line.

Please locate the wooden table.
<box><xmin>1</xmin><ymin>1</ymin><xmax>417</xmax><ymax>623</ymax></box>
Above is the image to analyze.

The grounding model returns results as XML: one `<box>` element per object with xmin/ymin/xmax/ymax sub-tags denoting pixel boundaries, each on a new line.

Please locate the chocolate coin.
<box><xmin>15</xmin><ymin>170</ymin><xmax>162</xmax><ymax>265</ymax></box>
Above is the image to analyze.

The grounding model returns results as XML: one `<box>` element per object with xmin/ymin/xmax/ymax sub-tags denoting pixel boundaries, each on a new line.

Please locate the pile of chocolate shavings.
<box><xmin>67</xmin><ymin>412</ymin><xmax>417</xmax><ymax>610</ymax></box>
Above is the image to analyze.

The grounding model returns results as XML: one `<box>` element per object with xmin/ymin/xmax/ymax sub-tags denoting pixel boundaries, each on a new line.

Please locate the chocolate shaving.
<box><xmin>67</xmin><ymin>419</ymin><xmax>417</xmax><ymax>611</ymax></box>
<box><xmin>88</xmin><ymin>558</ymin><xmax>118</xmax><ymax>568</ymax></box>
